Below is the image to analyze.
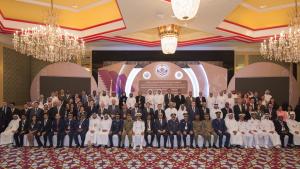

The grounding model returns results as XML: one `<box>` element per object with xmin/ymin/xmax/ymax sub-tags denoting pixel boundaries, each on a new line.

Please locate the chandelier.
<box><xmin>171</xmin><ymin>0</ymin><xmax>201</xmax><ymax>20</ymax></box>
<box><xmin>12</xmin><ymin>0</ymin><xmax>85</xmax><ymax>62</ymax></box>
<box><xmin>159</xmin><ymin>24</ymin><xmax>179</xmax><ymax>54</ymax></box>
<box><xmin>260</xmin><ymin>0</ymin><xmax>300</xmax><ymax>63</ymax></box>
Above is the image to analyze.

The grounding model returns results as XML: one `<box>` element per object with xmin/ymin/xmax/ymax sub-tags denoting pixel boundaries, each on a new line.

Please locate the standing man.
<box><xmin>195</xmin><ymin>92</ymin><xmax>206</xmax><ymax>109</ymax></box>
<box><xmin>133</xmin><ymin>112</ymin><xmax>145</xmax><ymax>150</ymax></box>
<box><xmin>135</xmin><ymin>91</ymin><xmax>146</xmax><ymax>109</ymax></box>
<box><xmin>164</xmin><ymin>88</ymin><xmax>175</xmax><ymax>109</ymax></box>
<box><xmin>155</xmin><ymin>112</ymin><xmax>168</xmax><ymax>148</ymax></box>
<box><xmin>0</xmin><ymin>101</ymin><xmax>12</xmax><ymax>132</ymax></box>
<box><xmin>179</xmin><ymin>113</ymin><xmax>194</xmax><ymax>148</ymax></box>
<box><xmin>221</xmin><ymin>102</ymin><xmax>233</xmax><ymax>119</ymax></box>
<box><xmin>154</xmin><ymin>90</ymin><xmax>164</xmax><ymax>111</ymax></box>
<box><xmin>212</xmin><ymin>111</ymin><xmax>230</xmax><ymax>148</ymax></box>
<box><xmin>187</xmin><ymin>101</ymin><xmax>201</xmax><ymax>121</ymax></box>
<box><xmin>165</xmin><ymin>103</ymin><xmax>178</xmax><ymax>121</ymax></box>
<box><xmin>175</xmin><ymin>89</ymin><xmax>186</xmax><ymax>110</ymax></box>
<box><xmin>126</xmin><ymin>93</ymin><xmax>136</xmax><ymax>110</ymax></box>
<box><xmin>168</xmin><ymin>113</ymin><xmax>181</xmax><ymax>149</ymax></box>
<box><xmin>154</xmin><ymin>104</ymin><xmax>165</xmax><ymax>120</ymax></box>
<box><xmin>100</xmin><ymin>91</ymin><xmax>110</xmax><ymax>109</ymax></box>
<box><xmin>185</xmin><ymin>91</ymin><xmax>195</xmax><ymax>109</ymax></box>
<box><xmin>145</xmin><ymin>90</ymin><xmax>154</xmax><ymax>109</ymax></box>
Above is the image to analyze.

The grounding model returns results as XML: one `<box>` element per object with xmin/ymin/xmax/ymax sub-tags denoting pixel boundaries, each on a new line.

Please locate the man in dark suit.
<box><xmin>221</xmin><ymin>102</ymin><xmax>233</xmax><ymax>119</ymax></box>
<box><xmin>265</xmin><ymin>103</ymin><xmax>277</xmax><ymax>121</ymax></box>
<box><xmin>233</xmin><ymin>98</ymin><xmax>247</xmax><ymax>121</ymax></box>
<box><xmin>185</xmin><ymin>91</ymin><xmax>195</xmax><ymax>109</ymax></box>
<box><xmin>174</xmin><ymin>89</ymin><xmax>186</xmax><ymax>110</ymax></box>
<box><xmin>179</xmin><ymin>113</ymin><xmax>194</xmax><ymax>148</ymax></box>
<box><xmin>9</xmin><ymin>102</ymin><xmax>20</xmax><ymax>119</ymax></box>
<box><xmin>187</xmin><ymin>101</ymin><xmax>201</xmax><ymax>121</ymax></box>
<box><xmin>164</xmin><ymin>88</ymin><xmax>175</xmax><ymax>109</ymax></box>
<box><xmin>212</xmin><ymin>111</ymin><xmax>230</xmax><ymax>148</ymax></box>
<box><xmin>21</xmin><ymin>103</ymin><xmax>31</xmax><ymax>119</ymax></box>
<box><xmin>199</xmin><ymin>102</ymin><xmax>210</xmax><ymax>119</ymax></box>
<box><xmin>274</xmin><ymin>116</ymin><xmax>294</xmax><ymax>148</ymax></box>
<box><xmin>108</xmin><ymin>99</ymin><xmax>120</xmax><ymax>118</ymax></box>
<box><xmin>142</xmin><ymin>102</ymin><xmax>154</xmax><ymax>121</ymax></box>
<box><xmin>155</xmin><ymin>112</ymin><xmax>168</xmax><ymax>148</ymax></box>
<box><xmin>168</xmin><ymin>113</ymin><xmax>181</xmax><ymax>149</ymax></box>
<box><xmin>76</xmin><ymin>113</ymin><xmax>89</xmax><ymax>148</ymax></box>
<box><xmin>14</xmin><ymin>114</ymin><xmax>29</xmax><ymax>147</ymax></box>
<box><xmin>109</xmin><ymin>114</ymin><xmax>123</xmax><ymax>147</ymax></box>
<box><xmin>98</xmin><ymin>102</ymin><xmax>108</xmax><ymax>118</ymax></box>
<box><xmin>49</xmin><ymin>100</ymin><xmax>66</xmax><ymax>120</ymax></box>
<box><xmin>29</xmin><ymin>101</ymin><xmax>44</xmax><ymax>121</ymax></box>
<box><xmin>120</xmin><ymin>104</ymin><xmax>131</xmax><ymax>120</ymax></box>
<box><xmin>154</xmin><ymin>104</ymin><xmax>166</xmax><ymax>120</ymax></box>
<box><xmin>52</xmin><ymin>113</ymin><xmax>66</xmax><ymax>148</ymax></box>
<box><xmin>87</xmin><ymin>100</ymin><xmax>98</xmax><ymax>118</ymax></box>
<box><xmin>195</xmin><ymin>92</ymin><xmax>206</xmax><ymax>109</ymax></box>
<box><xmin>0</xmin><ymin>101</ymin><xmax>12</xmax><ymax>132</ymax></box>
<box><xmin>135</xmin><ymin>91</ymin><xmax>145</xmax><ymax>109</ymax></box>
<box><xmin>131</xmin><ymin>103</ymin><xmax>142</xmax><ymax>120</ymax></box>
<box><xmin>65</xmin><ymin>113</ymin><xmax>79</xmax><ymax>147</ymax></box>
<box><xmin>38</xmin><ymin>113</ymin><xmax>52</xmax><ymax>147</ymax></box>
<box><xmin>144</xmin><ymin>114</ymin><xmax>155</xmax><ymax>147</ymax></box>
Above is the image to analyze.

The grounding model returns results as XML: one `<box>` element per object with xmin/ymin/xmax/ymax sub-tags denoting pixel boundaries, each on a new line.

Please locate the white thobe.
<box><xmin>225</xmin><ymin>118</ymin><xmax>243</xmax><ymax>146</ymax></box>
<box><xmin>259</xmin><ymin>119</ymin><xmax>281</xmax><ymax>147</ymax></box>
<box><xmin>100</xmin><ymin>95</ymin><xmax>110</xmax><ymax>108</ymax></box>
<box><xmin>165</xmin><ymin>108</ymin><xmax>178</xmax><ymax>121</ymax></box>
<box><xmin>153</xmin><ymin>94</ymin><xmax>164</xmax><ymax>110</ymax></box>
<box><xmin>97</xmin><ymin>119</ymin><xmax>112</xmax><ymax>146</ymax></box>
<box><xmin>133</xmin><ymin>120</ymin><xmax>145</xmax><ymax>148</ymax></box>
<box><xmin>287</xmin><ymin>119</ymin><xmax>300</xmax><ymax>145</ymax></box>
<box><xmin>126</xmin><ymin>97</ymin><xmax>136</xmax><ymax>109</ymax></box>
<box><xmin>85</xmin><ymin>118</ymin><xmax>101</xmax><ymax>145</ymax></box>
<box><xmin>206</xmin><ymin>97</ymin><xmax>216</xmax><ymax>109</ymax></box>
<box><xmin>177</xmin><ymin>109</ymin><xmax>187</xmax><ymax>121</ymax></box>
<box><xmin>0</xmin><ymin>118</ymin><xmax>20</xmax><ymax>145</ymax></box>
<box><xmin>238</xmin><ymin>121</ymin><xmax>253</xmax><ymax>147</ymax></box>
<box><xmin>247</xmin><ymin>119</ymin><xmax>261</xmax><ymax>147</ymax></box>
<box><xmin>210</xmin><ymin>108</ymin><xmax>222</xmax><ymax>120</ymax></box>
<box><xmin>226</xmin><ymin>98</ymin><xmax>235</xmax><ymax>109</ymax></box>
<box><xmin>145</xmin><ymin>94</ymin><xmax>154</xmax><ymax>108</ymax></box>
<box><xmin>216</xmin><ymin>96</ymin><xmax>226</xmax><ymax>109</ymax></box>
<box><xmin>109</xmin><ymin>97</ymin><xmax>119</xmax><ymax>106</ymax></box>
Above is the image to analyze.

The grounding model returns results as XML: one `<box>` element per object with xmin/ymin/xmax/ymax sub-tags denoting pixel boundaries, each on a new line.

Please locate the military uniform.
<box><xmin>199</xmin><ymin>120</ymin><xmax>217</xmax><ymax>147</ymax></box>
<box><xmin>121</xmin><ymin>119</ymin><xmax>133</xmax><ymax>147</ymax></box>
<box><xmin>192</xmin><ymin>120</ymin><xmax>201</xmax><ymax>147</ymax></box>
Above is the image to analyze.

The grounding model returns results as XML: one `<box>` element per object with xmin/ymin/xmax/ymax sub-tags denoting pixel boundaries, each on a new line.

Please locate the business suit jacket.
<box><xmin>179</xmin><ymin>119</ymin><xmax>193</xmax><ymax>132</ymax></box>
<box><xmin>142</xmin><ymin>107</ymin><xmax>155</xmax><ymax>121</ymax></box>
<box><xmin>167</xmin><ymin>119</ymin><xmax>180</xmax><ymax>133</ymax></box>
<box><xmin>49</xmin><ymin>106</ymin><xmax>66</xmax><ymax>120</ymax></box>
<box><xmin>154</xmin><ymin>109</ymin><xmax>166</xmax><ymax>120</ymax></box>
<box><xmin>39</xmin><ymin>118</ymin><xmax>52</xmax><ymax>133</ymax></box>
<box><xmin>0</xmin><ymin>106</ymin><xmax>12</xmax><ymax>131</ymax></box>
<box><xmin>164</xmin><ymin>94</ymin><xmax>175</xmax><ymax>108</ymax></box>
<box><xmin>174</xmin><ymin>95</ymin><xmax>186</xmax><ymax>110</ymax></box>
<box><xmin>52</xmin><ymin>119</ymin><xmax>66</xmax><ymax>133</ymax></box>
<box><xmin>155</xmin><ymin>118</ymin><xmax>168</xmax><ymax>133</ymax></box>
<box><xmin>144</xmin><ymin>119</ymin><xmax>155</xmax><ymax>132</ymax></box>
<box><xmin>131</xmin><ymin>107</ymin><xmax>142</xmax><ymax>120</ymax></box>
<box><xmin>86</xmin><ymin>106</ymin><xmax>98</xmax><ymax>118</ymax></box>
<box><xmin>274</xmin><ymin>120</ymin><xmax>290</xmax><ymax>134</ymax></box>
<box><xmin>108</xmin><ymin>105</ymin><xmax>120</xmax><ymax>116</ymax></box>
<box><xmin>65</xmin><ymin>119</ymin><xmax>78</xmax><ymax>133</ymax></box>
<box><xmin>195</xmin><ymin>96</ymin><xmax>206</xmax><ymax>109</ymax></box>
<box><xmin>221</xmin><ymin>107</ymin><xmax>233</xmax><ymax>119</ymax></box>
<box><xmin>135</xmin><ymin>95</ymin><xmax>145</xmax><ymax>108</ymax></box>
<box><xmin>29</xmin><ymin>108</ymin><xmax>44</xmax><ymax>121</ymax></box>
<box><xmin>212</xmin><ymin>118</ymin><xmax>227</xmax><ymax>133</ymax></box>
<box><xmin>17</xmin><ymin>120</ymin><xmax>29</xmax><ymax>133</ymax></box>
<box><xmin>264</xmin><ymin>108</ymin><xmax>277</xmax><ymax>121</ymax></box>
<box><xmin>78</xmin><ymin>118</ymin><xmax>89</xmax><ymax>133</ymax></box>
<box><xmin>28</xmin><ymin>121</ymin><xmax>41</xmax><ymax>132</ymax></box>
<box><xmin>233</xmin><ymin>104</ymin><xmax>246</xmax><ymax>121</ymax></box>
<box><xmin>187</xmin><ymin>106</ymin><xmax>201</xmax><ymax>121</ymax></box>
<box><xmin>111</xmin><ymin>119</ymin><xmax>124</xmax><ymax>133</ymax></box>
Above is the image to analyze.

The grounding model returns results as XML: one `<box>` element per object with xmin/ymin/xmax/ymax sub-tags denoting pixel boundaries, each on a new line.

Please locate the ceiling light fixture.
<box><xmin>171</xmin><ymin>0</ymin><xmax>200</xmax><ymax>20</ymax></box>
<box><xmin>158</xmin><ymin>24</ymin><xmax>179</xmax><ymax>54</ymax></box>
<box><xmin>12</xmin><ymin>0</ymin><xmax>85</xmax><ymax>62</ymax></box>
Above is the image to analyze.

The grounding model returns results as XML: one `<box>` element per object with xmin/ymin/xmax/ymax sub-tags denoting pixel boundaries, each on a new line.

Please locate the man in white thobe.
<box><xmin>133</xmin><ymin>112</ymin><xmax>145</xmax><ymax>150</ymax></box>
<box><xmin>154</xmin><ymin>90</ymin><xmax>164</xmax><ymax>111</ymax></box>
<box><xmin>225</xmin><ymin>113</ymin><xmax>243</xmax><ymax>147</ymax></box>
<box><xmin>259</xmin><ymin>113</ymin><xmax>281</xmax><ymax>148</ymax></box>
<box><xmin>287</xmin><ymin>112</ymin><xmax>300</xmax><ymax>145</ymax></box>
<box><xmin>145</xmin><ymin>90</ymin><xmax>154</xmax><ymax>109</ymax></box>
<box><xmin>226</xmin><ymin>93</ymin><xmax>235</xmax><ymax>109</ymax></box>
<box><xmin>238</xmin><ymin>114</ymin><xmax>253</xmax><ymax>148</ymax></box>
<box><xmin>165</xmin><ymin>102</ymin><xmax>178</xmax><ymax>121</ymax></box>
<box><xmin>0</xmin><ymin>114</ymin><xmax>20</xmax><ymax>145</ymax></box>
<box><xmin>100</xmin><ymin>91</ymin><xmax>110</xmax><ymax>109</ymax></box>
<box><xmin>85</xmin><ymin>113</ymin><xmax>101</xmax><ymax>146</ymax></box>
<box><xmin>97</xmin><ymin>113</ymin><xmax>112</xmax><ymax>147</ymax></box>
<box><xmin>210</xmin><ymin>104</ymin><xmax>222</xmax><ymax>120</ymax></box>
<box><xmin>216</xmin><ymin>91</ymin><xmax>226</xmax><ymax>109</ymax></box>
<box><xmin>206</xmin><ymin>93</ymin><xmax>216</xmax><ymax>110</ymax></box>
<box><xmin>177</xmin><ymin>104</ymin><xmax>187</xmax><ymax>122</ymax></box>
<box><xmin>126</xmin><ymin>93</ymin><xmax>136</xmax><ymax>110</ymax></box>
<box><xmin>109</xmin><ymin>92</ymin><xmax>119</xmax><ymax>106</ymax></box>
<box><xmin>247</xmin><ymin>112</ymin><xmax>261</xmax><ymax>149</ymax></box>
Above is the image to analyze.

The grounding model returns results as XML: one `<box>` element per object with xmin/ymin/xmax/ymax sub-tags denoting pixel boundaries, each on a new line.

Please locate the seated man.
<box><xmin>199</xmin><ymin>113</ymin><xmax>217</xmax><ymax>148</ymax></box>
<box><xmin>65</xmin><ymin>113</ymin><xmax>79</xmax><ymax>148</ymax></box>
<box><xmin>274</xmin><ymin>115</ymin><xmax>294</xmax><ymax>148</ymax></box>
<box><xmin>180</xmin><ymin>112</ymin><xmax>194</xmax><ymax>148</ymax></box>
<box><xmin>133</xmin><ymin>112</ymin><xmax>145</xmax><ymax>150</ymax></box>
<box><xmin>27</xmin><ymin>115</ymin><xmax>43</xmax><ymax>147</ymax></box>
<box><xmin>85</xmin><ymin>113</ymin><xmax>100</xmax><ymax>147</ymax></box>
<box><xmin>259</xmin><ymin>113</ymin><xmax>281</xmax><ymax>148</ymax></box>
<box><xmin>287</xmin><ymin>112</ymin><xmax>300</xmax><ymax>145</ymax></box>
<box><xmin>247</xmin><ymin>112</ymin><xmax>261</xmax><ymax>149</ymax></box>
<box><xmin>121</xmin><ymin>114</ymin><xmax>134</xmax><ymax>148</ymax></box>
<box><xmin>97</xmin><ymin>113</ymin><xmax>112</xmax><ymax>147</ymax></box>
<box><xmin>192</xmin><ymin>114</ymin><xmax>202</xmax><ymax>148</ymax></box>
<box><xmin>155</xmin><ymin>112</ymin><xmax>168</xmax><ymax>148</ymax></box>
<box><xmin>167</xmin><ymin>113</ymin><xmax>181</xmax><ymax>149</ymax></box>
<box><xmin>144</xmin><ymin>114</ymin><xmax>155</xmax><ymax>147</ymax></box>
<box><xmin>37</xmin><ymin>113</ymin><xmax>52</xmax><ymax>148</ymax></box>
<box><xmin>212</xmin><ymin>111</ymin><xmax>230</xmax><ymax>148</ymax></box>
<box><xmin>109</xmin><ymin>114</ymin><xmax>123</xmax><ymax>148</ymax></box>
<box><xmin>14</xmin><ymin>114</ymin><xmax>29</xmax><ymax>147</ymax></box>
<box><xmin>225</xmin><ymin>113</ymin><xmax>243</xmax><ymax>147</ymax></box>
<box><xmin>51</xmin><ymin>113</ymin><xmax>66</xmax><ymax>148</ymax></box>
<box><xmin>76</xmin><ymin>113</ymin><xmax>89</xmax><ymax>148</ymax></box>
<box><xmin>238</xmin><ymin>113</ymin><xmax>253</xmax><ymax>148</ymax></box>
<box><xmin>0</xmin><ymin>114</ymin><xmax>20</xmax><ymax>145</ymax></box>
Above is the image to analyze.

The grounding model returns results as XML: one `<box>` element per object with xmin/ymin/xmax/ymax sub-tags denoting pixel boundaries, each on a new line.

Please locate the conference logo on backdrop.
<box><xmin>155</xmin><ymin>64</ymin><xmax>169</xmax><ymax>78</ymax></box>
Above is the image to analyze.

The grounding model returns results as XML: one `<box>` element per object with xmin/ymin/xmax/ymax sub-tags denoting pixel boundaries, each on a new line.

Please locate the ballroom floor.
<box><xmin>0</xmin><ymin>145</ymin><xmax>299</xmax><ymax>168</ymax></box>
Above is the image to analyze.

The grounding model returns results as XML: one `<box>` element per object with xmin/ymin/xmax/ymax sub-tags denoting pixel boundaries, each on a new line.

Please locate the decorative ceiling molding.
<box><xmin>16</xmin><ymin>0</ymin><xmax>113</xmax><ymax>12</ymax></box>
<box><xmin>240</xmin><ymin>2</ymin><xmax>295</xmax><ymax>12</ymax></box>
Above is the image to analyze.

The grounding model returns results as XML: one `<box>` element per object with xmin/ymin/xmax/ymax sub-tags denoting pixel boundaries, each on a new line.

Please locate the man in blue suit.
<box><xmin>52</xmin><ymin>113</ymin><xmax>66</xmax><ymax>148</ymax></box>
<box><xmin>155</xmin><ymin>112</ymin><xmax>168</xmax><ymax>148</ymax></box>
<box><xmin>180</xmin><ymin>113</ymin><xmax>194</xmax><ymax>148</ymax></box>
<box><xmin>168</xmin><ymin>113</ymin><xmax>181</xmax><ymax>149</ymax></box>
<box><xmin>38</xmin><ymin>113</ymin><xmax>52</xmax><ymax>148</ymax></box>
<box><xmin>65</xmin><ymin>113</ymin><xmax>79</xmax><ymax>148</ymax></box>
<box><xmin>109</xmin><ymin>114</ymin><xmax>123</xmax><ymax>147</ymax></box>
<box><xmin>212</xmin><ymin>111</ymin><xmax>230</xmax><ymax>148</ymax></box>
<box><xmin>76</xmin><ymin>113</ymin><xmax>89</xmax><ymax>148</ymax></box>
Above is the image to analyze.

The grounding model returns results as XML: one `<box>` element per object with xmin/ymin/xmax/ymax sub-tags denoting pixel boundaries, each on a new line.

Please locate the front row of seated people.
<box><xmin>0</xmin><ymin>110</ymin><xmax>298</xmax><ymax>150</ymax></box>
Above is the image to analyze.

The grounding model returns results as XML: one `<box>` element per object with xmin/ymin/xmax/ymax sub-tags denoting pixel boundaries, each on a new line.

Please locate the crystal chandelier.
<box><xmin>260</xmin><ymin>0</ymin><xmax>300</xmax><ymax>63</ymax></box>
<box><xmin>171</xmin><ymin>0</ymin><xmax>201</xmax><ymax>20</ymax></box>
<box><xmin>12</xmin><ymin>0</ymin><xmax>85</xmax><ymax>62</ymax></box>
<box><xmin>159</xmin><ymin>24</ymin><xmax>179</xmax><ymax>54</ymax></box>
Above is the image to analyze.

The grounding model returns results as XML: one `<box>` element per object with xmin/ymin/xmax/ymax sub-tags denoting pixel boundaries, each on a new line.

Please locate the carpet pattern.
<box><xmin>0</xmin><ymin>145</ymin><xmax>300</xmax><ymax>168</ymax></box>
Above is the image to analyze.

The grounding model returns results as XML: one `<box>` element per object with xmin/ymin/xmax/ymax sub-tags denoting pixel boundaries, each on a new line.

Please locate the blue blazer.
<box><xmin>179</xmin><ymin>119</ymin><xmax>193</xmax><ymax>132</ymax></box>
<box><xmin>212</xmin><ymin>118</ymin><xmax>227</xmax><ymax>133</ymax></box>
<box><xmin>52</xmin><ymin>119</ymin><xmax>66</xmax><ymax>133</ymax></box>
<box><xmin>167</xmin><ymin>119</ymin><xmax>180</xmax><ymax>133</ymax></box>
<box><xmin>78</xmin><ymin>118</ymin><xmax>89</xmax><ymax>133</ymax></box>
<box><xmin>155</xmin><ymin>119</ymin><xmax>168</xmax><ymax>132</ymax></box>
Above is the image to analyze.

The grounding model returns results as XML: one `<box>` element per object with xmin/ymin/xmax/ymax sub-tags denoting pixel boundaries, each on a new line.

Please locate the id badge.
<box><xmin>79</xmin><ymin>125</ymin><xmax>82</xmax><ymax>129</ymax></box>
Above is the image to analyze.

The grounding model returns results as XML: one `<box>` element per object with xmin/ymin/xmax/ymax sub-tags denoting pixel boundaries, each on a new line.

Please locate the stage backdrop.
<box><xmin>98</xmin><ymin>61</ymin><xmax>227</xmax><ymax>97</ymax></box>
<box><xmin>31</xmin><ymin>62</ymin><xmax>97</xmax><ymax>100</ymax></box>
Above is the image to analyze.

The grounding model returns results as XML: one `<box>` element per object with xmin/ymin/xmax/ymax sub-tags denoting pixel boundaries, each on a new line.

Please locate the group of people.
<box><xmin>0</xmin><ymin>88</ymin><xmax>299</xmax><ymax>150</ymax></box>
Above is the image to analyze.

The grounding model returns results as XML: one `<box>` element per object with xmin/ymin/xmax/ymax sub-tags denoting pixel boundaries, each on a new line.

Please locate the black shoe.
<box><xmin>157</xmin><ymin>145</ymin><xmax>161</xmax><ymax>148</ymax></box>
<box><xmin>190</xmin><ymin>145</ymin><xmax>194</xmax><ymax>149</ymax></box>
<box><xmin>213</xmin><ymin>145</ymin><xmax>217</xmax><ymax>149</ymax></box>
<box><xmin>69</xmin><ymin>145</ymin><xmax>73</xmax><ymax>148</ymax></box>
<box><xmin>203</xmin><ymin>145</ymin><xmax>207</xmax><ymax>149</ymax></box>
<box><xmin>43</xmin><ymin>145</ymin><xmax>47</xmax><ymax>148</ymax></box>
<box><xmin>97</xmin><ymin>145</ymin><xmax>102</xmax><ymax>148</ymax></box>
<box><xmin>76</xmin><ymin>145</ymin><xmax>80</xmax><ymax>148</ymax></box>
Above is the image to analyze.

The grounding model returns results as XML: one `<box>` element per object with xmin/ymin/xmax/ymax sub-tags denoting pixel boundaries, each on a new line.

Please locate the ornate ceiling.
<box><xmin>0</xmin><ymin>0</ymin><xmax>295</xmax><ymax>49</ymax></box>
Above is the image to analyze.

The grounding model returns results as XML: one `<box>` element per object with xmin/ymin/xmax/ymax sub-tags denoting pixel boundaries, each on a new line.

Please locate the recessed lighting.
<box><xmin>72</xmin><ymin>5</ymin><xmax>79</xmax><ymax>8</ymax></box>
<box><xmin>259</xmin><ymin>5</ymin><xmax>267</xmax><ymax>9</ymax></box>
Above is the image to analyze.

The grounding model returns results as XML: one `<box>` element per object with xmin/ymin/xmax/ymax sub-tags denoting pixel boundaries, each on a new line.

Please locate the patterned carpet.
<box><xmin>0</xmin><ymin>145</ymin><xmax>300</xmax><ymax>169</ymax></box>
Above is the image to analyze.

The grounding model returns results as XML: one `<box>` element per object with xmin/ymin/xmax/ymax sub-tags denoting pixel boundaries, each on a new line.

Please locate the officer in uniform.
<box><xmin>192</xmin><ymin>114</ymin><xmax>202</xmax><ymax>148</ymax></box>
<box><xmin>121</xmin><ymin>114</ymin><xmax>133</xmax><ymax>148</ymax></box>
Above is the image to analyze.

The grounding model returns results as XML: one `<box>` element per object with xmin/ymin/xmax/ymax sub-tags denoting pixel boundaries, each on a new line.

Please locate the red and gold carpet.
<box><xmin>0</xmin><ymin>145</ymin><xmax>300</xmax><ymax>168</ymax></box>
